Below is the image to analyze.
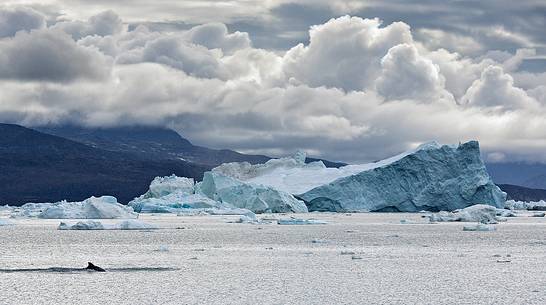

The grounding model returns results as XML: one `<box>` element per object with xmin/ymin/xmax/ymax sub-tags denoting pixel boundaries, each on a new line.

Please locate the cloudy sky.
<box><xmin>0</xmin><ymin>0</ymin><xmax>545</xmax><ymax>163</ymax></box>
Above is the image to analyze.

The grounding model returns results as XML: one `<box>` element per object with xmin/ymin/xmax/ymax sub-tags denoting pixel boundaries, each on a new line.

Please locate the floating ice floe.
<box><xmin>213</xmin><ymin>141</ymin><xmax>505</xmax><ymax>212</ymax></box>
<box><xmin>12</xmin><ymin>196</ymin><xmax>137</xmax><ymax>219</ymax></box>
<box><xmin>428</xmin><ymin>204</ymin><xmax>499</xmax><ymax>224</ymax></box>
<box><xmin>58</xmin><ymin>219</ymin><xmax>158</xmax><ymax>230</ymax></box>
<box><xmin>277</xmin><ymin>218</ymin><xmax>327</xmax><ymax>225</ymax></box>
<box><xmin>0</xmin><ymin>219</ymin><xmax>14</xmax><ymax>226</ymax></box>
<box><xmin>505</xmin><ymin>200</ymin><xmax>546</xmax><ymax>211</ymax></box>
<box><xmin>462</xmin><ymin>224</ymin><xmax>497</xmax><ymax>231</ymax></box>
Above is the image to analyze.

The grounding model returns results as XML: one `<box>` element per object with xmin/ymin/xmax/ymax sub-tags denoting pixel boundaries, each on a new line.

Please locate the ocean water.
<box><xmin>1</xmin><ymin>213</ymin><xmax>545</xmax><ymax>304</ymax></box>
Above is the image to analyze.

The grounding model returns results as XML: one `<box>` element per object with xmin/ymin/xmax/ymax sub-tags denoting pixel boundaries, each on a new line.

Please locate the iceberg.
<box><xmin>14</xmin><ymin>196</ymin><xmax>137</xmax><ymax>219</ymax></box>
<box><xmin>128</xmin><ymin>174</ymin><xmax>259</xmax><ymax>214</ymax></box>
<box><xmin>299</xmin><ymin>141</ymin><xmax>506</xmax><ymax>212</ymax></box>
<box><xmin>211</xmin><ymin>141</ymin><xmax>505</xmax><ymax>212</ymax></box>
<box><xmin>58</xmin><ymin>219</ymin><xmax>158</xmax><ymax>230</ymax></box>
<box><xmin>428</xmin><ymin>204</ymin><xmax>499</xmax><ymax>224</ymax></box>
<box><xmin>505</xmin><ymin>200</ymin><xmax>546</xmax><ymax>211</ymax></box>
<box><xmin>197</xmin><ymin>171</ymin><xmax>308</xmax><ymax>213</ymax></box>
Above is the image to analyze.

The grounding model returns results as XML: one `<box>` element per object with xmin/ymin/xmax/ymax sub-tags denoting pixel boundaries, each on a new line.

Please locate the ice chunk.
<box><xmin>58</xmin><ymin>219</ymin><xmax>158</xmax><ymax>230</ymax></box>
<box><xmin>300</xmin><ymin>141</ymin><xmax>505</xmax><ymax>212</ymax></box>
<box><xmin>59</xmin><ymin>220</ymin><xmax>104</xmax><ymax>230</ymax></box>
<box><xmin>277</xmin><ymin>218</ymin><xmax>327</xmax><ymax>225</ymax></box>
<box><xmin>138</xmin><ymin>175</ymin><xmax>194</xmax><ymax>199</ymax></box>
<box><xmin>114</xmin><ymin>220</ymin><xmax>159</xmax><ymax>230</ymax></box>
<box><xmin>505</xmin><ymin>200</ymin><xmax>546</xmax><ymax>211</ymax></box>
<box><xmin>15</xmin><ymin>196</ymin><xmax>137</xmax><ymax>219</ymax></box>
<box><xmin>0</xmin><ymin>219</ymin><xmax>14</xmax><ymax>226</ymax></box>
<box><xmin>197</xmin><ymin>172</ymin><xmax>308</xmax><ymax>213</ymax></box>
<box><xmin>130</xmin><ymin>193</ymin><xmax>230</xmax><ymax>213</ymax></box>
<box><xmin>428</xmin><ymin>204</ymin><xmax>499</xmax><ymax>224</ymax></box>
<box><xmin>462</xmin><ymin>224</ymin><xmax>497</xmax><ymax>231</ymax></box>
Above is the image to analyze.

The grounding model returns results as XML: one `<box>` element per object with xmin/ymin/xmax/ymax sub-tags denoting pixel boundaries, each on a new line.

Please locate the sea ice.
<box><xmin>58</xmin><ymin>219</ymin><xmax>158</xmax><ymax>230</ymax></box>
<box><xmin>0</xmin><ymin>219</ymin><xmax>14</xmax><ymax>226</ymax></box>
<box><xmin>14</xmin><ymin>196</ymin><xmax>137</xmax><ymax>219</ymax></box>
<box><xmin>462</xmin><ymin>224</ymin><xmax>497</xmax><ymax>231</ymax></box>
<box><xmin>277</xmin><ymin>218</ymin><xmax>327</xmax><ymax>225</ymax></box>
<box><xmin>505</xmin><ymin>200</ymin><xmax>546</xmax><ymax>211</ymax></box>
<box><xmin>428</xmin><ymin>204</ymin><xmax>499</xmax><ymax>224</ymax></box>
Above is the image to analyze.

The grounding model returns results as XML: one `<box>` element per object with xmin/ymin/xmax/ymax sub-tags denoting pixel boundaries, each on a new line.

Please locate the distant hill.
<box><xmin>498</xmin><ymin>184</ymin><xmax>546</xmax><ymax>202</ymax></box>
<box><xmin>37</xmin><ymin>125</ymin><xmax>347</xmax><ymax>168</ymax></box>
<box><xmin>0</xmin><ymin>124</ymin><xmax>208</xmax><ymax>205</ymax></box>
<box><xmin>486</xmin><ymin>162</ymin><xmax>546</xmax><ymax>189</ymax></box>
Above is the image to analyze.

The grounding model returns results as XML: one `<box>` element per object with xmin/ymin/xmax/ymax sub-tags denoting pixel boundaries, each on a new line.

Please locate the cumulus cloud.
<box><xmin>0</xmin><ymin>28</ymin><xmax>112</xmax><ymax>82</ymax></box>
<box><xmin>0</xmin><ymin>8</ymin><xmax>545</xmax><ymax>163</ymax></box>
<box><xmin>185</xmin><ymin>23</ymin><xmax>251</xmax><ymax>54</ymax></box>
<box><xmin>461</xmin><ymin>65</ymin><xmax>538</xmax><ymax>110</ymax></box>
<box><xmin>52</xmin><ymin>10</ymin><xmax>123</xmax><ymax>39</ymax></box>
<box><xmin>282</xmin><ymin>16</ymin><xmax>412</xmax><ymax>91</ymax></box>
<box><xmin>376</xmin><ymin>44</ymin><xmax>448</xmax><ymax>101</ymax></box>
<box><xmin>0</xmin><ymin>6</ymin><xmax>45</xmax><ymax>37</ymax></box>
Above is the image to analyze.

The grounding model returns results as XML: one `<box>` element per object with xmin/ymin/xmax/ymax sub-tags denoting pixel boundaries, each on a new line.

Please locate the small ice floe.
<box><xmin>496</xmin><ymin>209</ymin><xmax>516</xmax><ymax>217</ymax></box>
<box><xmin>311</xmin><ymin>239</ymin><xmax>328</xmax><ymax>244</ymax></box>
<box><xmin>340</xmin><ymin>251</ymin><xmax>356</xmax><ymax>255</ymax></box>
<box><xmin>228</xmin><ymin>211</ymin><xmax>265</xmax><ymax>224</ymax></box>
<box><xmin>155</xmin><ymin>245</ymin><xmax>169</xmax><ymax>252</ymax></box>
<box><xmin>0</xmin><ymin>219</ymin><xmax>14</xmax><ymax>226</ymax></box>
<box><xmin>58</xmin><ymin>220</ymin><xmax>158</xmax><ymax>230</ymax></box>
<box><xmin>532</xmin><ymin>212</ymin><xmax>545</xmax><ymax>217</ymax></box>
<box><xmin>505</xmin><ymin>200</ymin><xmax>546</xmax><ymax>211</ymax></box>
<box><xmin>399</xmin><ymin>219</ymin><xmax>415</xmax><ymax>224</ymax></box>
<box><xmin>277</xmin><ymin>218</ymin><xmax>327</xmax><ymax>225</ymax></box>
<box><xmin>462</xmin><ymin>223</ymin><xmax>496</xmax><ymax>232</ymax></box>
<box><xmin>351</xmin><ymin>256</ymin><xmax>363</xmax><ymax>260</ymax></box>
<box><xmin>428</xmin><ymin>204</ymin><xmax>499</xmax><ymax>224</ymax></box>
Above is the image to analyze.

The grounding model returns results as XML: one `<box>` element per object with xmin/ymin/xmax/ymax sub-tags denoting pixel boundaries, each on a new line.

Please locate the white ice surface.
<box><xmin>214</xmin><ymin>142</ymin><xmax>443</xmax><ymax>194</ymax></box>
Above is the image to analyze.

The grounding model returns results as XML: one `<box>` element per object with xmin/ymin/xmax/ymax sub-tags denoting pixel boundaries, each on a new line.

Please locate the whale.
<box><xmin>85</xmin><ymin>262</ymin><xmax>106</xmax><ymax>272</ymax></box>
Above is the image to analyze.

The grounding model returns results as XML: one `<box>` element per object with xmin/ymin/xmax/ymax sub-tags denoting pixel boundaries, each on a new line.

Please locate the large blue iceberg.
<box><xmin>299</xmin><ymin>141</ymin><xmax>506</xmax><ymax>212</ymax></box>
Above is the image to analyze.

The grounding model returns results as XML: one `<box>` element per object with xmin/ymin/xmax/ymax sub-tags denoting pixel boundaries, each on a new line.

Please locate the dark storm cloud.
<box><xmin>0</xmin><ymin>6</ymin><xmax>45</xmax><ymax>37</ymax></box>
<box><xmin>0</xmin><ymin>28</ymin><xmax>111</xmax><ymax>82</ymax></box>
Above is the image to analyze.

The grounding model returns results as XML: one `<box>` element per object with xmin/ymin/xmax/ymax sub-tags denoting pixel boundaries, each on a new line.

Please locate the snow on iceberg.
<box><xmin>428</xmin><ymin>204</ymin><xmax>499</xmax><ymax>224</ymax></box>
<box><xmin>14</xmin><ymin>196</ymin><xmax>137</xmax><ymax>219</ymax></box>
<box><xmin>59</xmin><ymin>219</ymin><xmax>158</xmax><ymax>230</ymax></box>
<box><xmin>299</xmin><ymin>141</ymin><xmax>506</xmax><ymax>212</ymax></box>
<box><xmin>197</xmin><ymin>171</ymin><xmax>308</xmax><ymax>213</ymax></box>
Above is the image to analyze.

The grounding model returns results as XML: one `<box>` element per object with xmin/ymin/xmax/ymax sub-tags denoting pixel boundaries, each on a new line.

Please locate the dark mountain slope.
<box><xmin>0</xmin><ymin>124</ymin><xmax>208</xmax><ymax>205</ymax></box>
<box><xmin>498</xmin><ymin>184</ymin><xmax>546</xmax><ymax>202</ymax></box>
<box><xmin>486</xmin><ymin>162</ymin><xmax>546</xmax><ymax>189</ymax></box>
<box><xmin>37</xmin><ymin>125</ymin><xmax>347</xmax><ymax>167</ymax></box>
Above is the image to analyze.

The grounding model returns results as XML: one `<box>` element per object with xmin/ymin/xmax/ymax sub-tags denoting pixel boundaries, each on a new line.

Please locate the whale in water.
<box><xmin>85</xmin><ymin>262</ymin><xmax>106</xmax><ymax>272</ymax></box>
